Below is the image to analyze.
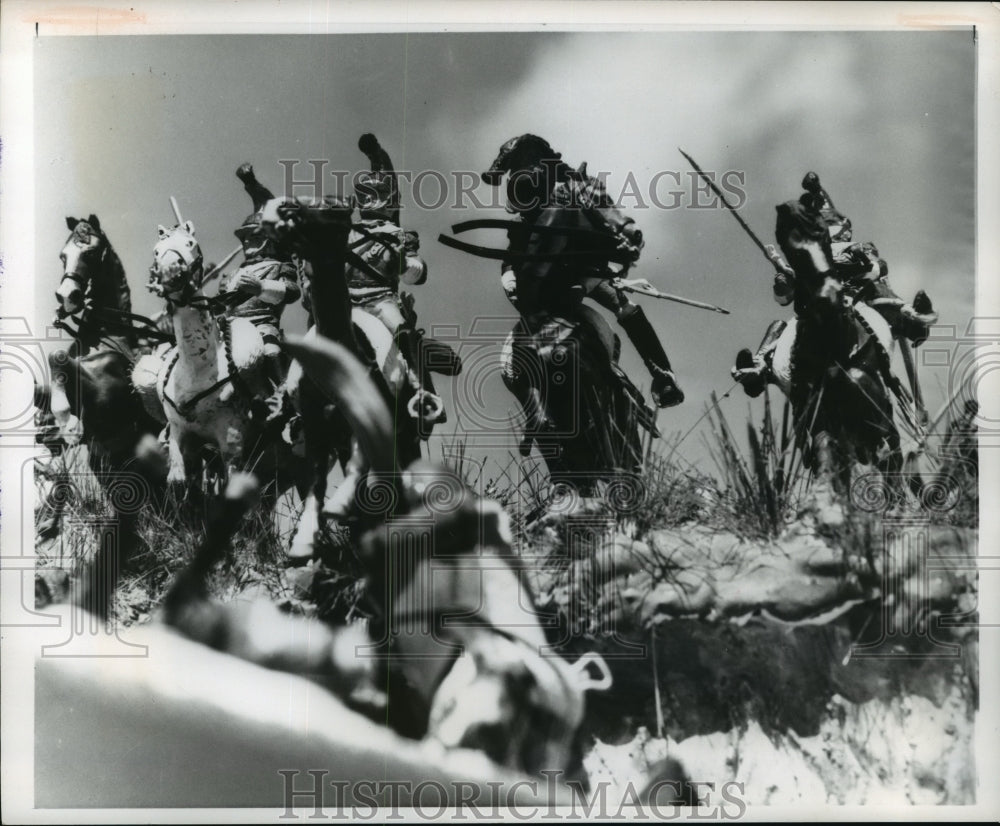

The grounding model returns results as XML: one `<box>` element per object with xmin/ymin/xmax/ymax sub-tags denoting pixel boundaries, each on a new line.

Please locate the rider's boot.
<box><xmin>397</xmin><ymin>327</ymin><xmax>446</xmax><ymax>425</ymax></box>
<box><xmin>897</xmin><ymin>289</ymin><xmax>938</xmax><ymax>346</ymax></box>
<box><xmin>732</xmin><ymin>319</ymin><xmax>786</xmax><ymax>398</ymax></box>
<box><xmin>506</xmin><ymin>384</ymin><xmax>549</xmax><ymax>457</ymax></box>
<box><xmin>617</xmin><ymin>305</ymin><xmax>684</xmax><ymax>408</ymax></box>
<box><xmin>418</xmin><ymin>332</ymin><xmax>463</xmax><ymax>376</ymax></box>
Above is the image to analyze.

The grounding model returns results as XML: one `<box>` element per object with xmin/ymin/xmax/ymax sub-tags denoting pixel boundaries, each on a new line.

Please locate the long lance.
<box><xmin>614</xmin><ymin>279</ymin><xmax>730</xmax><ymax>314</ymax></box>
<box><xmin>202</xmin><ymin>245</ymin><xmax>243</xmax><ymax>286</ymax></box>
<box><xmin>678</xmin><ymin>148</ymin><xmax>774</xmax><ymax>267</ymax></box>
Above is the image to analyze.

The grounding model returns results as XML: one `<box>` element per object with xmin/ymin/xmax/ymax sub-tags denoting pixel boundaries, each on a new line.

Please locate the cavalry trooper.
<box><xmin>733</xmin><ymin>171</ymin><xmax>938</xmax><ymax>397</ymax></box>
<box><xmin>346</xmin><ymin>133</ymin><xmax>447</xmax><ymax>406</ymax></box>
<box><xmin>224</xmin><ymin>163</ymin><xmax>302</xmax><ymax>416</ymax></box>
<box><xmin>483</xmin><ymin>133</ymin><xmax>684</xmax><ymax>410</ymax></box>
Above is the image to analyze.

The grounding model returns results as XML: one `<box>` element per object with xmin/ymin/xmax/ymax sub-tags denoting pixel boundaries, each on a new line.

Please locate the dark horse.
<box><xmin>37</xmin><ymin>216</ymin><xmax>164</xmax><ymax>603</ymax></box>
<box><xmin>257</xmin><ymin>196</ymin><xmax>440</xmax><ymax>560</ymax></box>
<box><xmin>54</xmin><ymin>215</ymin><xmax>136</xmax><ymax>353</ymax></box>
<box><xmin>774</xmin><ymin>199</ymin><xmax>903</xmax><ymax>506</ymax></box>
<box><xmin>44</xmin><ymin>215</ymin><xmax>155</xmax><ymax>438</ymax></box>
<box><xmin>503</xmin><ymin>305</ymin><xmax>653</xmax><ymax>497</ymax></box>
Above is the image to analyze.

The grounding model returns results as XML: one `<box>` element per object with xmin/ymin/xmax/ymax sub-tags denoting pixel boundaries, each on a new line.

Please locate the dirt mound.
<box><xmin>533</xmin><ymin>518</ymin><xmax>978</xmax><ymax>805</ymax></box>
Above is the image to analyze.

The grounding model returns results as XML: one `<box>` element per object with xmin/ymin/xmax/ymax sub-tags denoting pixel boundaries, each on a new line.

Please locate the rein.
<box><xmin>159</xmin><ymin>300</ymin><xmax>257</xmax><ymax>421</ymax></box>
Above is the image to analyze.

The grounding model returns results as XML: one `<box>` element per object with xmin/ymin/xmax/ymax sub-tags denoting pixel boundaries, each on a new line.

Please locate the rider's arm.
<box><xmin>257</xmin><ymin>261</ymin><xmax>301</xmax><ymax>306</ymax></box>
<box><xmin>398</xmin><ymin>230</ymin><xmax>427</xmax><ymax>286</ymax></box>
<box><xmin>765</xmin><ymin>245</ymin><xmax>795</xmax><ymax>307</ymax></box>
<box><xmin>500</xmin><ymin>265</ymin><xmax>519</xmax><ymax>310</ymax></box>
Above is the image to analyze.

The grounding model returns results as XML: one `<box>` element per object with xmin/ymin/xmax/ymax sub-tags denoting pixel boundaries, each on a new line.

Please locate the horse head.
<box><xmin>774</xmin><ymin>199</ymin><xmax>841</xmax><ymax>309</ymax></box>
<box><xmin>57</xmin><ymin>215</ymin><xmax>108</xmax><ymax>314</ymax></box>
<box><xmin>148</xmin><ymin>220</ymin><xmax>204</xmax><ymax>303</ymax></box>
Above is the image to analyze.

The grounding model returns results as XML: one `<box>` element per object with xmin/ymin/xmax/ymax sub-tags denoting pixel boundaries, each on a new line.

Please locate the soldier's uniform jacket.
<box><xmin>346</xmin><ymin>218</ymin><xmax>426</xmax><ymax>305</ymax></box>
<box><xmin>505</xmin><ymin>180</ymin><xmax>632</xmax><ymax>322</ymax></box>
<box><xmin>222</xmin><ymin>259</ymin><xmax>300</xmax><ymax>330</ymax></box>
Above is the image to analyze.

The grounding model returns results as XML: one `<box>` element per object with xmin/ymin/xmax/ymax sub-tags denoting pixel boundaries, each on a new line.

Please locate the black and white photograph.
<box><xmin>1</xmin><ymin>1</ymin><xmax>998</xmax><ymax>821</ymax></box>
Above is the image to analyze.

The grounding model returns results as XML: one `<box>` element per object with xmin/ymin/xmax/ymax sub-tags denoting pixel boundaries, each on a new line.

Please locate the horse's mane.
<box><xmin>75</xmin><ymin>220</ymin><xmax>133</xmax><ymax>315</ymax></box>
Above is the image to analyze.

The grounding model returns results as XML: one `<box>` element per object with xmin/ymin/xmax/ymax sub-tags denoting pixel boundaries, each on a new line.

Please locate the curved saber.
<box><xmin>678</xmin><ymin>148</ymin><xmax>772</xmax><ymax>264</ymax></box>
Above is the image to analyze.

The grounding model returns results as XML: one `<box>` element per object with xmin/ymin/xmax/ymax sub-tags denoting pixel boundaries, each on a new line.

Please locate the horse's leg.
<box><xmin>47</xmin><ymin>351</ymin><xmax>83</xmax><ymax>444</ymax></box>
<box><xmin>74</xmin><ymin>451</ymin><xmax>144</xmax><ymax>623</ymax></box>
<box><xmin>288</xmin><ymin>451</ymin><xmax>329</xmax><ymax>564</ymax></box>
<box><xmin>166</xmin><ymin>427</ymin><xmax>203</xmax><ymax>504</ymax></box>
<box><xmin>323</xmin><ymin>440</ymin><xmax>364</xmax><ymax>524</ymax></box>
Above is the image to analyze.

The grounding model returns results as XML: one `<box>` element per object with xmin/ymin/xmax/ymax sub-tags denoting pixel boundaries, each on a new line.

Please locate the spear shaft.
<box><xmin>614</xmin><ymin>280</ymin><xmax>730</xmax><ymax>314</ymax></box>
<box><xmin>678</xmin><ymin>148</ymin><xmax>772</xmax><ymax>265</ymax></box>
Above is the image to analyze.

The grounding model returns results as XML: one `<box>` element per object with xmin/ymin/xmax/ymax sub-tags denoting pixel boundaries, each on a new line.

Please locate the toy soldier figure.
<box><xmin>733</xmin><ymin>172</ymin><xmax>937</xmax><ymax>397</ymax></box>
<box><xmin>484</xmin><ymin>133</ymin><xmax>684</xmax><ymax>409</ymax></box>
<box><xmin>346</xmin><ymin>133</ymin><xmax>446</xmax><ymax>405</ymax></box>
<box><xmin>226</xmin><ymin>163</ymin><xmax>301</xmax><ymax>416</ymax></box>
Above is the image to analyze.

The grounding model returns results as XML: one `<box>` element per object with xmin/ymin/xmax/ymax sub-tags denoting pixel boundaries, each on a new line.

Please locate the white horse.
<box><xmin>134</xmin><ymin>219</ymin><xmax>274</xmax><ymax>489</ymax></box>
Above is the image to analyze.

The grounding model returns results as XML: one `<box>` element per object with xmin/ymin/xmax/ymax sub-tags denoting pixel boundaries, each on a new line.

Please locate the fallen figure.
<box><xmin>34</xmin><ymin>334</ymin><xmax>614</xmax><ymax>808</ymax></box>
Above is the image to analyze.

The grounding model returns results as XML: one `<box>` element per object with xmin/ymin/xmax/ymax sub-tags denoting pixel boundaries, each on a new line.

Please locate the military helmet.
<box><xmin>234</xmin><ymin>163</ymin><xmax>280</xmax><ymax>261</ymax></box>
<box><xmin>356</xmin><ymin>133</ymin><xmax>400</xmax><ymax>222</ymax></box>
<box><xmin>354</xmin><ymin>170</ymin><xmax>397</xmax><ymax>218</ymax></box>
<box><xmin>482</xmin><ymin>134</ymin><xmax>562</xmax><ymax>186</ymax></box>
<box><xmin>799</xmin><ymin>171</ymin><xmax>853</xmax><ymax>243</ymax></box>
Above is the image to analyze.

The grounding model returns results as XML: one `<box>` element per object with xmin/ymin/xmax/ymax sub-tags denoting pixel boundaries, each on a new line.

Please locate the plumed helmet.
<box><xmin>798</xmin><ymin>171</ymin><xmax>853</xmax><ymax>243</ymax></box>
<box><xmin>355</xmin><ymin>133</ymin><xmax>400</xmax><ymax>222</ymax></box>
<box><xmin>801</xmin><ymin>171</ymin><xmax>822</xmax><ymax>193</ymax></box>
<box><xmin>234</xmin><ymin>163</ymin><xmax>281</xmax><ymax>260</ymax></box>
<box><xmin>354</xmin><ymin>170</ymin><xmax>397</xmax><ymax>217</ymax></box>
<box><xmin>482</xmin><ymin>134</ymin><xmax>562</xmax><ymax>186</ymax></box>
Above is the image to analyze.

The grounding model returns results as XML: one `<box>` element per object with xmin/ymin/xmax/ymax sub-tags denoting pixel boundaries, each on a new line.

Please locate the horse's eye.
<box><xmin>59</xmin><ymin>253</ymin><xmax>66</xmax><ymax>263</ymax></box>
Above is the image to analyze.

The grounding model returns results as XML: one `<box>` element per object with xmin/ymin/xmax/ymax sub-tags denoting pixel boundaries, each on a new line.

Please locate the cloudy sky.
<box><xmin>33</xmin><ymin>29</ymin><xmax>976</xmax><ymax>476</ymax></box>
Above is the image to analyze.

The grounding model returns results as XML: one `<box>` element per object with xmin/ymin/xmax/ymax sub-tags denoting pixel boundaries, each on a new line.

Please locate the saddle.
<box><xmin>132</xmin><ymin>316</ymin><xmax>270</xmax><ymax>423</ymax></box>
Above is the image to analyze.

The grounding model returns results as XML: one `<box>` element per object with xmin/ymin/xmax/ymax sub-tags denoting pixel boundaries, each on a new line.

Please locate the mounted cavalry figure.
<box><xmin>270</xmin><ymin>136</ymin><xmax>458</xmax><ymax>562</ymax></box>
<box><xmin>134</xmin><ymin>186</ymin><xmax>303</xmax><ymax>494</ymax></box>
<box><xmin>45</xmin><ymin>215</ymin><xmax>168</xmax><ymax>441</ymax></box>
<box><xmin>37</xmin><ymin>215</ymin><xmax>172</xmax><ymax>540</ymax></box>
<box><xmin>731</xmin><ymin>172</ymin><xmax>937</xmax><ymax>416</ymax></box>
<box><xmin>692</xmin><ymin>161</ymin><xmax>937</xmax><ymax>512</ymax></box>
<box><xmin>346</xmin><ymin>134</ymin><xmax>460</xmax><ymax>429</ymax></box>
<box><xmin>441</xmin><ymin>135</ymin><xmax>708</xmax><ymax>495</ymax></box>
